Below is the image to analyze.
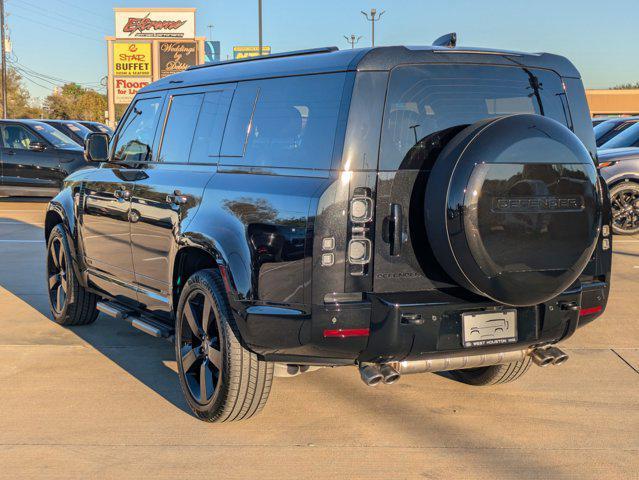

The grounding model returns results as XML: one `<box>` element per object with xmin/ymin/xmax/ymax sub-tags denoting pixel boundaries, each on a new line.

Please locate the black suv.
<box><xmin>0</xmin><ymin>119</ymin><xmax>87</xmax><ymax>197</ymax></box>
<box><xmin>45</xmin><ymin>43</ymin><xmax>612</xmax><ymax>422</ymax></box>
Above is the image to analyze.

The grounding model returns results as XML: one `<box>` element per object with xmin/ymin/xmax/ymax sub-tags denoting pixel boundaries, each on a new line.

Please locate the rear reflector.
<box><xmin>579</xmin><ymin>305</ymin><xmax>603</xmax><ymax>317</ymax></box>
<box><xmin>323</xmin><ymin>328</ymin><xmax>370</xmax><ymax>338</ymax></box>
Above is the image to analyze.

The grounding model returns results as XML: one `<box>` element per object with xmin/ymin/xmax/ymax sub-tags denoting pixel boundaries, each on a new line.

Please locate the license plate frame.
<box><xmin>462</xmin><ymin>310</ymin><xmax>517</xmax><ymax>348</ymax></box>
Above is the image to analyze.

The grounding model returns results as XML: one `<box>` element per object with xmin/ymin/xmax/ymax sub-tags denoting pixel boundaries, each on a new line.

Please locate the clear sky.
<box><xmin>5</xmin><ymin>0</ymin><xmax>639</xmax><ymax>102</ymax></box>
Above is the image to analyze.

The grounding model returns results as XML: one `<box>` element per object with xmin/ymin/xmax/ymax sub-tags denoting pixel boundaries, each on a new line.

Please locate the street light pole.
<box><xmin>361</xmin><ymin>8</ymin><xmax>385</xmax><ymax>47</ymax></box>
<box><xmin>0</xmin><ymin>0</ymin><xmax>7</xmax><ymax>118</ymax></box>
<box><xmin>258</xmin><ymin>0</ymin><xmax>263</xmax><ymax>56</ymax></box>
<box><xmin>207</xmin><ymin>24</ymin><xmax>214</xmax><ymax>41</ymax></box>
<box><xmin>343</xmin><ymin>34</ymin><xmax>363</xmax><ymax>49</ymax></box>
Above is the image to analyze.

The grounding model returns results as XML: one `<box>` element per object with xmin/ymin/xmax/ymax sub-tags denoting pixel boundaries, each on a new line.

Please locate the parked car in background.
<box><xmin>594</xmin><ymin>116</ymin><xmax>639</xmax><ymax>147</ymax></box>
<box><xmin>45</xmin><ymin>44</ymin><xmax>611</xmax><ymax>422</ymax></box>
<box><xmin>41</xmin><ymin>119</ymin><xmax>92</xmax><ymax>146</ymax></box>
<box><xmin>592</xmin><ymin>117</ymin><xmax>612</xmax><ymax>127</ymax></box>
<box><xmin>599</xmin><ymin>120</ymin><xmax>639</xmax><ymax>150</ymax></box>
<box><xmin>598</xmin><ymin>147</ymin><xmax>639</xmax><ymax>234</ymax></box>
<box><xmin>77</xmin><ymin>120</ymin><xmax>113</xmax><ymax>136</ymax></box>
<box><xmin>0</xmin><ymin>119</ymin><xmax>87</xmax><ymax>197</ymax></box>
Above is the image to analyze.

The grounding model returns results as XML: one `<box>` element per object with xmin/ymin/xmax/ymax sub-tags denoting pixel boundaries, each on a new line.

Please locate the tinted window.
<box><xmin>30</xmin><ymin>122</ymin><xmax>78</xmax><ymax>149</ymax></box>
<box><xmin>601</xmin><ymin>122</ymin><xmax>639</xmax><ymax>149</ymax></box>
<box><xmin>0</xmin><ymin>124</ymin><xmax>39</xmax><ymax>150</ymax></box>
<box><xmin>380</xmin><ymin>64</ymin><xmax>569</xmax><ymax>170</ymax></box>
<box><xmin>113</xmin><ymin>97</ymin><xmax>163</xmax><ymax>162</ymax></box>
<box><xmin>220</xmin><ymin>73</ymin><xmax>345</xmax><ymax>169</ymax></box>
<box><xmin>158</xmin><ymin>94</ymin><xmax>204</xmax><ymax>163</ymax></box>
<box><xmin>596</xmin><ymin>120</ymin><xmax>638</xmax><ymax>147</ymax></box>
<box><xmin>190</xmin><ymin>90</ymin><xmax>233</xmax><ymax>162</ymax></box>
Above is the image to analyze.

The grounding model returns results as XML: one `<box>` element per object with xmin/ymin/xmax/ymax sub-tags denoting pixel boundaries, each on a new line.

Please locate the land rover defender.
<box><xmin>45</xmin><ymin>39</ymin><xmax>612</xmax><ymax>422</ymax></box>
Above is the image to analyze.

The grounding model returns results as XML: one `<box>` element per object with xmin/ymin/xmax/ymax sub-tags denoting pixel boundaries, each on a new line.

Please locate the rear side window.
<box><xmin>220</xmin><ymin>73</ymin><xmax>346</xmax><ymax>170</ymax></box>
<box><xmin>113</xmin><ymin>97</ymin><xmax>163</xmax><ymax>163</ymax></box>
<box><xmin>380</xmin><ymin>64</ymin><xmax>569</xmax><ymax>171</ymax></box>
<box><xmin>158</xmin><ymin>93</ymin><xmax>204</xmax><ymax>163</ymax></box>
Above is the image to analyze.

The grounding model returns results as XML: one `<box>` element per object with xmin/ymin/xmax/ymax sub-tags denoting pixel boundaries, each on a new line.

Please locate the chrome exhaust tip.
<box><xmin>379</xmin><ymin>364</ymin><xmax>401</xmax><ymax>384</ymax></box>
<box><xmin>530</xmin><ymin>348</ymin><xmax>555</xmax><ymax>367</ymax></box>
<box><xmin>359</xmin><ymin>364</ymin><xmax>384</xmax><ymax>386</ymax></box>
<box><xmin>546</xmin><ymin>346</ymin><xmax>569</xmax><ymax>366</ymax></box>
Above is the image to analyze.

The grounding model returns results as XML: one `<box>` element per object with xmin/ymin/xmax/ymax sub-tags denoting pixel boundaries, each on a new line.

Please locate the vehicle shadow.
<box><xmin>0</xmin><ymin>215</ymin><xmax>190</xmax><ymax>414</ymax></box>
<box><xmin>0</xmin><ymin>196</ymin><xmax>50</xmax><ymax>203</ymax></box>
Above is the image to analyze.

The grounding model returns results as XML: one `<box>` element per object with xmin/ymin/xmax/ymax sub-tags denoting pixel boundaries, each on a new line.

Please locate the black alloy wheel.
<box><xmin>611</xmin><ymin>182</ymin><xmax>639</xmax><ymax>235</ymax></box>
<box><xmin>175</xmin><ymin>269</ymin><xmax>273</xmax><ymax>422</ymax></box>
<box><xmin>179</xmin><ymin>289</ymin><xmax>223</xmax><ymax>405</ymax></box>
<box><xmin>47</xmin><ymin>235</ymin><xmax>68</xmax><ymax>314</ymax></box>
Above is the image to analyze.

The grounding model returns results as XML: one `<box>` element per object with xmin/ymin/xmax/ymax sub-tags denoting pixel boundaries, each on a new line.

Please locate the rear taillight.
<box><xmin>348</xmin><ymin>187</ymin><xmax>374</xmax><ymax>276</ymax></box>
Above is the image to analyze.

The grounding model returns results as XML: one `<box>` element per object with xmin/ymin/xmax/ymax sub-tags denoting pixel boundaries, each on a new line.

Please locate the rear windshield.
<box><xmin>380</xmin><ymin>64</ymin><xmax>570</xmax><ymax>170</ymax></box>
<box><xmin>594</xmin><ymin>119</ymin><xmax>637</xmax><ymax>146</ymax></box>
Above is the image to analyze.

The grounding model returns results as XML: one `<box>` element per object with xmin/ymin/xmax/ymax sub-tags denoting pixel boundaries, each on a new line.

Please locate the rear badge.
<box><xmin>492</xmin><ymin>196</ymin><xmax>583</xmax><ymax>213</ymax></box>
<box><xmin>461</xmin><ymin>310</ymin><xmax>517</xmax><ymax>347</ymax></box>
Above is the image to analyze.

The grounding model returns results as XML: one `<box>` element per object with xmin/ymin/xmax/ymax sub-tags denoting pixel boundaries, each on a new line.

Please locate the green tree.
<box><xmin>611</xmin><ymin>82</ymin><xmax>639</xmax><ymax>90</ymax></box>
<box><xmin>43</xmin><ymin>83</ymin><xmax>107</xmax><ymax>122</ymax></box>
<box><xmin>0</xmin><ymin>67</ymin><xmax>40</xmax><ymax>118</ymax></box>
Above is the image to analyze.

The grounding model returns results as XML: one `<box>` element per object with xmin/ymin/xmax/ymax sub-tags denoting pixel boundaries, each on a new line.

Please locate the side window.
<box><xmin>220</xmin><ymin>73</ymin><xmax>346</xmax><ymax>169</ymax></box>
<box><xmin>113</xmin><ymin>97</ymin><xmax>163</xmax><ymax>163</ymax></box>
<box><xmin>1</xmin><ymin>124</ymin><xmax>39</xmax><ymax>150</ymax></box>
<box><xmin>190</xmin><ymin>90</ymin><xmax>233</xmax><ymax>162</ymax></box>
<box><xmin>158</xmin><ymin>93</ymin><xmax>204</xmax><ymax>163</ymax></box>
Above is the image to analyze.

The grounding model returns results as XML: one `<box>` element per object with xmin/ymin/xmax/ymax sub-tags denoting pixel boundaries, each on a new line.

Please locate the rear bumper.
<box><xmin>245</xmin><ymin>282</ymin><xmax>608</xmax><ymax>365</ymax></box>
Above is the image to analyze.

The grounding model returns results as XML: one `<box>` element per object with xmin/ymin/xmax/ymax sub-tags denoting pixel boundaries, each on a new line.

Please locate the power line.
<box><xmin>13</xmin><ymin>0</ymin><xmax>105</xmax><ymax>33</ymax></box>
<box><xmin>50</xmin><ymin>0</ymin><xmax>111</xmax><ymax>22</ymax></box>
<box><xmin>8</xmin><ymin>12</ymin><xmax>102</xmax><ymax>43</ymax></box>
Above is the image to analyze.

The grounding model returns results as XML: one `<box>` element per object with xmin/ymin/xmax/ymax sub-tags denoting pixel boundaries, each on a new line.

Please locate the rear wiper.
<box><xmin>524</xmin><ymin>68</ymin><xmax>545</xmax><ymax>116</ymax></box>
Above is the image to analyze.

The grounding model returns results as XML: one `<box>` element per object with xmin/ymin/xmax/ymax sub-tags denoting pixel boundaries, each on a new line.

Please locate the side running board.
<box><xmin>96</xmin><ymin>301</ymin><xmax>174</xmax><ymax>340</ymax></box>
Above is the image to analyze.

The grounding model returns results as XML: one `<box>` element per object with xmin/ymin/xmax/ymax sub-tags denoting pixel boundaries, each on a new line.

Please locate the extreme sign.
<box><xmin>113</xmin><ymin>43</ymin><xmax>151</xmax><ymax>76</ymax></box>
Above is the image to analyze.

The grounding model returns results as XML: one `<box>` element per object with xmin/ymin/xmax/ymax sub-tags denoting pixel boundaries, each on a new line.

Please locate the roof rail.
<box><xmin>187</xmin><ymin>46</ymin><xmax>340</xmax><ymax>71</ymax></box>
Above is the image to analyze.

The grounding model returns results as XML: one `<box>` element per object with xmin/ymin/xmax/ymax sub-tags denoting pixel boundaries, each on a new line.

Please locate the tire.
<box><xmin>448</xmin><ymin>357</ymin><xmax>532</xmax><ymax>386</ymax></box>
<box><xmin>46</xmin><ymin>224</ymin><xmax>99</xmax><ymax>326</ymax></box>
<box><xmin>175</xmin><ymin>269</ymin><xmax>273</xmax><ymax>422</ymax></box>
<box><xmin>610</xmin><ymin>181</ymin><xmax>639</xmax><ymax>235</ymax></box>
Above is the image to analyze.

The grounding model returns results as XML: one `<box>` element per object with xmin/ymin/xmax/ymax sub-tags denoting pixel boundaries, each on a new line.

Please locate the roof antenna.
<box><xmin>432</xmin><ymin>32</ymin><xmax>457</xmax><ymax>48</ymax></box>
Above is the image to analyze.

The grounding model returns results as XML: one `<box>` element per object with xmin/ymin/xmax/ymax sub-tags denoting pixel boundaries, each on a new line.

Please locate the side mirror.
<box><xmin>84</xmin><ymin>132</ymin><xmax>110</xmax><ymax>162</ymax></box>
<box><xmin>29</xmin><ymin>141</ymin><xmax>47</xmax><ymax>152</ymax></box>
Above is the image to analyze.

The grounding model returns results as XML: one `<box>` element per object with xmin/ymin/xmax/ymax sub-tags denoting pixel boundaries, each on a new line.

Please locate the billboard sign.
<box><xmin>113</xmin><ymin>42</ymin><xmax>151</xmax><ymax>77</ymax></box>
<box><xmin>204</xmin><ymin>41</ymin><xmax>220</xmax><ymax>63</ymax></box>
<box><xmin>233</xmin><ymin>46</ymin><xmax>271</xmax><ymax>59</ymax></box>
<box><xmin>115</xmin><ymin>9</ymin><xmax>196</xmax><ymax>39</ymax></box>
<box><xmin>114</xmin><ymin>77</ymin><xmax>151</xmax><ymax>104</ymax></box>
<box><xmin>159</xmin><ymin>42</ymin><xmax>198</xmax><ymax>78</ymax></box>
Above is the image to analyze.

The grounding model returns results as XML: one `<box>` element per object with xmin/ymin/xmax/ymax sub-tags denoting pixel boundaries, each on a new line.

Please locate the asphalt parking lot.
<box><xmin>0</xmin><ymin>198</ymin><xmax>637</xmax><ymax>480</ymax></box>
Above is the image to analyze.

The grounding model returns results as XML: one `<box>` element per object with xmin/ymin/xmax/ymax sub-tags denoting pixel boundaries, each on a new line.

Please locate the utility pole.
<box><xmin>207</xmin><ymin>24</ymin><xmax>214</xmax><ymax>41</ymax></box>
<box><xmin>361</xmin><ymin>8</ymin><xmax>385</xmax><ymax>47</ymax></box>
<box><xmin>0</xmin><ymin>0</ymin><xmax>7</xmax><ymax>118</ymax></box>
<box><xmin>343</xmin><ymin>34</ymin><xmax>363</xmax><ymax>49</ymax></box>
<box><xmin>258</xmin><ymin>0</ymin><xmax>263</xmax><ymax>56</ymax></box>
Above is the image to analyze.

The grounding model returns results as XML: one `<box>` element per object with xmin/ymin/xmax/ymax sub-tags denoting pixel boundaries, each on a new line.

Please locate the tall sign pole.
<box><xmin>258</xmin><ymin>0</ymin><xmax>263</xmax><ymax>56</ymax></box>
<box><xmin>0</xmin><ymin>0</ymin><xmax>7</xmax><ymax>118</ymax></box>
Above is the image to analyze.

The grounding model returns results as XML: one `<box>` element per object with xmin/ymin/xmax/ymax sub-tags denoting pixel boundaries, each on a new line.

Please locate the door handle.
<box><xmin>5</xmin><ymin>150</ymin><xmax>15</xmax><ymax>155</ymax></box>
<box><xmin>114</xmin><ymin>189</ymin><xmax>132</xmax><ymax>201</ymax></box>
<box><xmin>389</xmin><ymin>203</ymin><xmax>403</xmax><ymax>256</ymax></box>
<box><xmin>166</xmin><ymin>190</ymin><xmax>189</xmax><ymax>206</ymax></box>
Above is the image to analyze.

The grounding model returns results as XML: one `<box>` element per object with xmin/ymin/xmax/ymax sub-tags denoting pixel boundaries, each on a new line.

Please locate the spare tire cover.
<box><xmin>425</xmin><ymin>114</ymin><xmax>600</xmax><ymax>306</ymax></box>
